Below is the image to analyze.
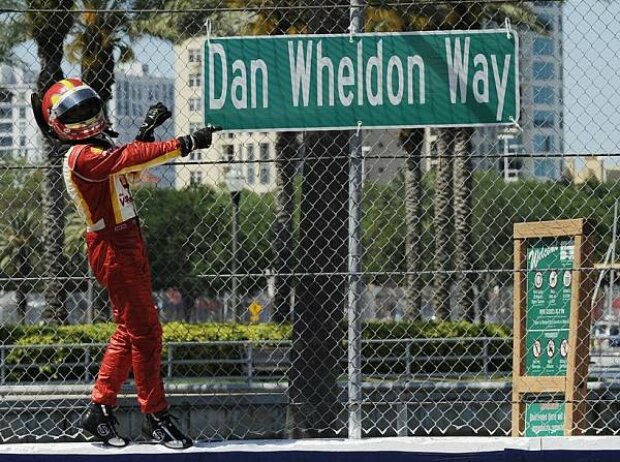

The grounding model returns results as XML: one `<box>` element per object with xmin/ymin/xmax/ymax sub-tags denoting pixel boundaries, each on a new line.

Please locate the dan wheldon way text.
<box><xmin>204</xmin><ymin>31</ymin><xmax>519</xmax><ymax>131</ymax></box>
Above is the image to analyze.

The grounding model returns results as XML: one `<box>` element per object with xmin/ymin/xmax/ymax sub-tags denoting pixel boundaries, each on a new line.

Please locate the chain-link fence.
<box><xmin>0</xmin><ymin>0</ymin><xmax>618</xmax><ymax>444</ymax></box>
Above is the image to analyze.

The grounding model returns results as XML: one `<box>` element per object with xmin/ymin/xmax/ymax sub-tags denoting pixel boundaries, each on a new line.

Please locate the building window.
<box><xmin>533</xmin><ymin>61</ymin><xmax>554</xmax><ymax>80</ymax></box>
<box><xmin>259</xmin><ymin>143</ymin><xmax>270</xmax><ymax>185</ymax></box>
<box><xmin>189</xmin><ymin>97</ymin><xmax>201</xmax><ymax>112</ymax></box>
<box><xmin>534</xmin><ymin>160</ymin><xmax>557</xmax><ymax>179</ymax></box>
<box><xmin>115</xmin><ymin>94</ymin><xmax>122</xmax><ymax>113</ymax></box>
<box><xmin>123</xmin><ymin>90</ymin><xmax>129</xmax><ymax>116</ymax></box>
<box><xmin>0</xmin><ymin>107</ymin><xmax>11</xmax><ymax>119</ymax></box>
<box><xmin>0</xmin><ymin>123</ymin><xmax>12</xmax><ymax>133</ymax></box>
<box><xmin>533</xmin><ymin>134</ymin><xmax>555</xmax><ymax>153</ymax></box>
<box><xmin>536</xmin><ymin>13</ymin><xmax>554</xmax><ymax>31</ymax></box>
<box><xmin>246</xmin><ymin>144</ymin><xmax>256</xmax><ymax>185</ymax></box>
<box><xmin>188</xmin><ymin>73</ymin><xmax>202</xmax><ymax>87</ymax></box>
<box><xmin>533</xmin><ymin>111</ymin><xmax>555</xmax><ymax>128</ymax></box>
<box><xmin>189</xmin><ymin>151</ymin><xmax>203</xmax><ymax>161</ymax></box>
<box><xmin>0</xmin><ymin>137</ymin><xmax>12</xmax><ymax>147</ymax></box>
<box><xmin>223</xmin><ymin>144</ymin><xmax>234</xmax><ymax>161</ymax></box>
<box><xmin>19</xmin><ymin>136</ymin><xmax>26</xmax><ymax>147</ymax></box>
<box><xmin>533</xmin><ymin>86</ymin><xmax>555</xmax><ymax>105</ymax></box>
<box><xmin>0</xmin><ymin>90</ymin><xmax>12</xmax><ymax>103</ymax></box>
<box><xmin>189</xmin><ymin>171</ymin><xmax>203</xmax><ymax>185</ymax></box>
<box><xmin>188</xmin><ymin>49</ymin><xmax>202</xmax><ymax>63</ymax></box>
<box><xmin>533</xmin><ymin>38</ymin><xmax>554</xmax><ymax>56</ymax></box>
<box><xmin>18</xmin><ymin>107</ymin><xmax>26</xmax><ymax>119</ymax></box>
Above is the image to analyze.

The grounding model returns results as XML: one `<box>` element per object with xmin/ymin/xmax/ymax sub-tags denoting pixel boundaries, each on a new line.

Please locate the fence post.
<box><xmin>247</xmin><ymin>343</ymin><xmax>254</xmax><ymax>387</ymax></box>
<box><xmin>348</xmin><ymin>0</ymin><xmax>365</xmax><ymax>440</ymax></box>
<box><xmin>1</xmin><ymin>346</ymin><xmax>5</xmax><ymax>385</ymax></box>
<box><xmin>84</xmin><ymin>346</ymin><xmax>91</xmax><ymax>382</ymax></box>
<box><xmin>167</xmin><ymin>344</ymin><xmax>174</xmax><ymax>379</ymax></box>
<box><xmin>483</xmin><ymin>339</ymin><xmax>489</xmax><ymax>378</ymax></box>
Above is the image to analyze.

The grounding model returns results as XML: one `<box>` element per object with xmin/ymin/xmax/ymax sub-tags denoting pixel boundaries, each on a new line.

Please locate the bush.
<box><xmin>360</xmin><ymin>320</ymin><xmax>511</xmax><ymax>376</ymax></box>
<box><xmin>1</xmin><ymin>320</ymin><xmax>509</xmax><ymax>382</ymax></box>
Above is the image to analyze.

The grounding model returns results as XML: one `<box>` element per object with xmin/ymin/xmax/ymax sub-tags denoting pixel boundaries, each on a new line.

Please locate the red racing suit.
<box><xmin>62</xmin><ymin>138</ymin><xmax>182</xmax><ymax>414</ymax></box>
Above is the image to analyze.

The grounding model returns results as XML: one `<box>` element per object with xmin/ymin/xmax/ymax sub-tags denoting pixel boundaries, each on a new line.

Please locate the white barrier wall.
<box><xmin>0</xmin><ymin>437</ymin><xmax>619</xmax><ymax>462</ymax></box>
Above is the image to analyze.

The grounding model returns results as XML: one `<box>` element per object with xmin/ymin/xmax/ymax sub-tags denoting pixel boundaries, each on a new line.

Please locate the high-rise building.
<box><xmin>524</xmin><ymin>1</ymin><xmax>564</xmax><ymax>180</ymax></box>
<box><xmin>475</xmin><ymin>1</ymin><xmax>564</xmax><ymax>181</ymax></box>
<box><xmin>109</xmin><ymin>62</ymin><xmax>176</xmax><ymax>188</ymax></box>
<box><xmin>0</xmin><ymin>64</ymin><xmax>41</xmax><ymax>162</ymax></box>
<box><xmin>173</xmin><ymin>3</ymin><xmax>564</xmax><ymax>187</ymax></box>
<box><xmin>174</xmin><ymin>38</ymin><xmax>276</xmax><ymax>192</ymax></box>
<box><xmin>0</xmin><ymin>62</ymin><xmax>177</xmax><ymax>189</ymax></box>
<box><xmin>365</xmin><ymin>2</ymin><xmax>565</xmax><ymax>184</ymax></box>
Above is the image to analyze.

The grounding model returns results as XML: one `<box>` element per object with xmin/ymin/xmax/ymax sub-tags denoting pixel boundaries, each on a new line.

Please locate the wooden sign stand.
<box><xmin>512</xmin><ymin>219</ymin><xmax>594</xmax><ymax>436</ymax></box>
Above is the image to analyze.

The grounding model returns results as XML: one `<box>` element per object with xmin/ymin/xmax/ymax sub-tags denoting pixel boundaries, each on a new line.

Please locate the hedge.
<box><xmin>1</xmin><ymin>321</ymin><xmax>511</xmax><ymax>382</ymax></box>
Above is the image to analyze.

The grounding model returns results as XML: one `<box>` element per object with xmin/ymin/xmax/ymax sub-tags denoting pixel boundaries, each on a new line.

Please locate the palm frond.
<box><xmin>0</xmin><ymin>8</ymin><xmax>28</xmax><ymax>65</ymax></box>
<box><xmin>495</xmin><ymin>4</ymin><xmax>549</xmax><ymax>35</ymax></box>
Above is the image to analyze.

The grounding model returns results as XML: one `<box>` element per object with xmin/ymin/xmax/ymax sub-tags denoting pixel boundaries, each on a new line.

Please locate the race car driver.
<box><xmin>33</xmin><ymin>78</ymin><xmax>220</xmax><ymax>449</ymax></box>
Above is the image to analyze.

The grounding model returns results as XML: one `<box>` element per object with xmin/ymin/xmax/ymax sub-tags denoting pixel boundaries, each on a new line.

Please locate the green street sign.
<box><xmin>525</xmin><ymin>402</ymin><xmax>566</xmax><ymax>436</ymax></box>
<box><xmin>525</xmin><ymin>239</ymin><xmax>575</xmax><ymax>376</ymax></box>
<box><xmin>203</xmin><ymin>30</ymin><xmax>519</xmax><ymax>131</ymax></box>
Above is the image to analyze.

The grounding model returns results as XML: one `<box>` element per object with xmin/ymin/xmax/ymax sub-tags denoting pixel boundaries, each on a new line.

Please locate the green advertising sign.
<box><xmin>525</xmin><ymin>239</ymin><xmax>575</xmax><ymax>376</ymax></box>
<box><xmin>525</xmin><ymin>402</ymin><xmax>566</xmax><ymax>437</ymax></box>
<box><xmin>203</xmin><ymin>30</ymin><xmax>519</xmax><ymax>131</ymax></box>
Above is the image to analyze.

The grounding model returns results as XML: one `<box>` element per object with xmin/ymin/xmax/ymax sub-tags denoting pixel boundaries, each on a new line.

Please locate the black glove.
<box><xmin>178</xmin><ymin>124</ymin><xmax>222</xmax><ymax>156</ymax></box>
<box><xmin>136</xmin><ymin>102</ymin><xmax>172</xmax><ymax>142</ymax></box>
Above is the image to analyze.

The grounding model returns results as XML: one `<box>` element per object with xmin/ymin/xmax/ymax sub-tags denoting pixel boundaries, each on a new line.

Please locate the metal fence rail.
<box><xmin>0</xmin><ymin>337</ymin><xmax>515</xmax><ymax>386</ymax></box>
<box><xmin>0</xmin><ymin>0</ymin><xmax>618</xmax><ymax>442</ymax></box>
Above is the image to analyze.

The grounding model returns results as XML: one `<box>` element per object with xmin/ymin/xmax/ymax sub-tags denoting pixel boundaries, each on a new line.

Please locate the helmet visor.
<box><xmin>55</xmin><ymin>87</ymin><xmax>103</xmax><ymax>124</ymax></box>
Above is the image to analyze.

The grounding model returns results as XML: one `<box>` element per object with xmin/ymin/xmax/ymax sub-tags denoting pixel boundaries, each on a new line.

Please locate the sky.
<box><xmin>131</xmin><ymin>1</ymin><xmax>620</xmax><ymax>159</ymax></box>
<box><xmin>8</xmin><ymin>1</ymin><xmax>620</xmax><ymax>158</ymax></box>
<box><xmin>562</xmin><ymin>0</ymin><xmax>620</xmax><ymax>156</ymax></box>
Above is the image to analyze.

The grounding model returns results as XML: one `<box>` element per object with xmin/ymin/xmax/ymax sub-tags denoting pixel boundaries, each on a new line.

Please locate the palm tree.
<box><xmin>173</xmin><ymin>0</ymin><xmax>315</xmax><ymax>434</ymax></box>
<box><xmin>66</xmin><ymin>1</ymin><xmax>137</xmax><ymax>125</ymax></box>
<box><xmin>248</xmin><ymin>6</ymin><xmax>304</xmax><ymax>325</ymax></box>
<box><xmin>282</xmin><ymin>1</ymin><xmax>351</xmax><ymax>438</ymax></box>
<box><xmin>365</xmin><ymin>6</ymin><xmax>425</xmax><ymax>320</ymax></box>
<box><xmin>0</xmin><ymin>211</ymin><xmax>40</xmax><ymax>324</ymax></box>
<box><xmin>0</xmin><ymin>2</ymin><xmax>30</xmax><ymax>65</ymax></box>
<box><xmin>452</xmin><ymin>126</ymin><xmax>476</xmax><ymax>321</ymax></box>
<box><xmin>140</xmin><ymin>0</ymin><xmax>302</xmax><ymax>324</ymax></box>
<box><xmin>400</xmin><ymin>128</ymin><xmax>425</xmax><ymax>320</ymax></box>
<box><xmin>434</xmin><ymin>2</ymin><xmax>546</xmax><ymax>321</ymax></box>
<box><xmin>132</xmin><ymin>0</ymin><xmax>221</xmax><ymax>42</ymax></box>
<box><xmin>432</xmin><ymin>128</ymin><xmax>454</xmax><ymax>319</ymax></box>
<box><xmin>26</xmin><ymin>0</ymin><xmax>75</xmax><ymax>324</ymax></box>
<box><xmin>271</xmin><ymin>129</ymin><xmax>299</xmax><ymax>324</ymax></box>
<box><xmin>376</xmin><ymin>1</ymin><xmax>546</xmax><ymax>321</ymax></box>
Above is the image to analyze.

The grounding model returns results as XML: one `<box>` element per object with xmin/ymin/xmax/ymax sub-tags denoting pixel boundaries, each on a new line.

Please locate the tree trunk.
<box><xmin>433</xmin><ymin>129</ymin><xmax>454</xmax><ymax>320</ymax></box>
<box><xmin>400</xmin><ymin>128</ymin><xmax>425</xmax><ymax>321</ymax></box>
<box><xmin>271</xmin><ymin>132</ymin><xmax>298</xmax><ymax>323</ymax></box>
<box><xmin>453</xmin><ymin>127</ymin><xmax>476</xmax><ymax>322</ymax></box>
<box><xmin>40</xmin><ymin>140</ymin><xmax>69</xmax><ymax>324</ymax></box>
<box><xmin>35</xmin><ymin>24</ymin><xmax>72</xmax><ymax>325</ymax></box>
<box><xmin>80</xmin><ymin>20</ymin><xmax>116</xmax><ymax>124</ymax></box>
<box><xmin>479</xmin><ymin>272</ymin><xmax>494</xmax><ymax>326</ymax></box>
<box><xmin>287</xmin><ymin>130</ymin><xmax>348</xmax><ymax>438</ymax></box>
<box><xmin>287</xmin><ymin>3</ymin><xmax>349</xmax><ymax>438</ymax></box>
<box><xmin>16</xmin><ymin>248</ymin><xmax>32</xmax><ymax>324</ymax></box>
<box><xmin>15</xmin><ymin>288</ymin><xmax>27</xmax><ymax>324</ymax></box>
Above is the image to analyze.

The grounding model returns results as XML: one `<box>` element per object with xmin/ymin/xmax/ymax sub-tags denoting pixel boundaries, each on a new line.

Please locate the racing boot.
<box><xmin>80</xmin><ymin>403</ymin><xmax>129</xmax><ymax>447</ymax></box>
<box><xmin>142</xmin><ymin>410</ymin><xmax>193</xmax><ymax>449</ymax></box>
